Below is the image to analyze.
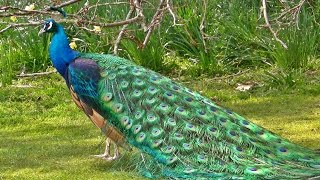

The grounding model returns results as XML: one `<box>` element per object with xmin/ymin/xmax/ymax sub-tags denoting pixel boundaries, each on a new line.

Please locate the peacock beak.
<box><xmin>38</xmin><ymin>28</ymin><xmax>46</xmax><ymax>36</ymax></box>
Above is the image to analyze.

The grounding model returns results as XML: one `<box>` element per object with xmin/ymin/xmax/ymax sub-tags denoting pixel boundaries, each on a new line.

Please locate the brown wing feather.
<box><xmin>69</xmin><ymin>85</ymin><xmax>126</xmax><ymax>147</ymax></box>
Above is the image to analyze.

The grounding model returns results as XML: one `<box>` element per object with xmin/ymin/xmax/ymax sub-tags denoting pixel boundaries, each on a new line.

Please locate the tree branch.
<box><xmin>134</xmin><ymin>0</ymin><xmax>147</xmax><ymax>31</ymax></box>
<box><xmin>166</xmin><ymin>0</ymin><xmax>178</xmax><ymax>26</ymax></box>
<box><xmin>45</xmin><ymin>0</ymin><xmax>82</xmax><ymax>10</ymax></box>
<box><xmin>0</xmin><ymin>0</ymin><xmax>81</xmax><ymax>17</ymax></box>
<box><xmin>0</xmin><ymin>15</ymin><xmax>143</xmax><ymax>34</ymax></box>
<box><xmin>142</xmin><ymin>0</ymin><xmax>166</xmax><ymax>48</ymax></box>
<box><xmin>113</xmin><ymin>0</ymin><xmax>135</xmax><ymax>55</ymax></box>
<box><xmin>78</xmin><ymin>15</ymin><xmax>142</xmax><ymax>27</ymax></box>
<box><xmin>200</xmin><ymin>0</ymin><xmax>208</xmax><ymax>53</ymax></box>
<box><xmin>0</xmin><ymin>21</ymin><xmax>42</xmax><ymax>33</ymax></box>
<box><xmin>261</xmin><ymin>0</ymin><xmax>288</xmax><ymax>49</ymax></box>
<box><xmin>0</xmin><ymin>7</ymin><xmax>58</xmax><ymax>17</ymax></box>
<box><xmin>0</xmin><ymin>0</ymin><xmax>174</xmax><ymax>51</ymax></box>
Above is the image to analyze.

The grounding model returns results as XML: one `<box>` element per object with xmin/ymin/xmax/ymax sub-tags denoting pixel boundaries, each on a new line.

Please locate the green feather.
<box><xmin>85</xmin><ymin>53</ymin><xmax>320</xmax><ymax>178</ymax></box>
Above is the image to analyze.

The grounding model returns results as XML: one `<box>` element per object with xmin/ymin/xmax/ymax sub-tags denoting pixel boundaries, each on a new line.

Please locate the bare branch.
<box><xmin>87</xmin><ymin>2</ymin><xmax>129</xmax><ymax>12</ymax></box>
<box><xmin>0</xmin><ymin>7</ymin><xmax>59</xmax><ymax>17</ymax></box>
<box><xmin>78</xmin><ymin>15</ymin><xmax>142</xmax><ymax>27</ymax></box>
<box><xmin>261</xmin><ymin>0</ymin><xmax>288</xmax><ymax>49</ymax></box>
<box><xmin>293</xmin><ymin>0</ymin><xmax>306</xmax><ymax>29</ymax></box>
<box><xmin>0</xmin><ymin>21</ymin><xmax>42</xmax><ymax>33</ymax></box>
<box><xmin>113</xmin><ymin>0</ymin><xmax>135</xmax><ymax>55</ymax></box>
<box><xmin>45</xmin><ymin>0</ymin><xmax>82</xmax><ymax>10</ymax></box>
<box><xmin>200</xmin><ymin>0</ymin><xmax>207</xmax><ymax>53</ymax></box>
<box><xmin>275</xmin><ymin>0</ymin><xmax>306</xmax><ymax>26</ymax></box>
<box><xmin>142</xmin><ymin>0</ymin><xmax>166</xmax><ymax>48</ymax></box>
<box><xmin>0</xmin><ymin>0</ymin><xmax>81</xmax><ymax>17</ymax></box>
<box><xmin>134</xmin><ymin>0</ymin><xmax>147</xmax><ymax>31</ymax></box>
<box><xmin>166</xmin><ymin>0</ymin><xmax>178</xmax><ymax>26</ymax></box>
<box><xmin>0</xmin><ymin>15</ymin><xmax>143</xmax><ymax>34</ymax></box>
<box><xmin>0</xmin><ymin>0</ymin><xmax>179</xmax><ymax>50</ymax></box>
<box><xmin>90</xmin><ymin>0</ymin><xmax>100</xmax><ymax>21</ymax></box>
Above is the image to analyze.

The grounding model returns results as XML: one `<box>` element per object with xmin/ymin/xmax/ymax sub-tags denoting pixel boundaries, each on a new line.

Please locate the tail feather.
<box><xmin>85</xmin><ymin>55</ymin><xmax>320</xmax><ymax>179</ymax></box>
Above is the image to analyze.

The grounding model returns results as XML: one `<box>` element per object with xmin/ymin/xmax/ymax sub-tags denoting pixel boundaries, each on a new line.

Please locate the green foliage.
<box><xmin>215</xmin><ymin>1</ymin><xmax>271</xmax><ymax>69</ymax></box>
<box><xmin>119</xmin><ymin>32</ymin><xmax>169</xmax><ymax>73</ymax></box>
<box><xmin>165</xmin><ymin>1</ymin><xmax>219</xmax><ymax>75</ymax></box>
<box><xmin>271</xmin><ymin>17</ymin><xmax>319</xmax><ymax>69</ymax></box>
<box><xmin>0</xmin><ymin>31</ymin><xmax>50</xmax><ymax>86</ymax></box>
<box><xmin>0</xmin><ymin>0</ymin><xmax>320</xmax><ymax>85</ymax></box>
<box><xmin>263</xmin><ymin>69</ymin><xmax>303</xmax><ymax>89</ymax></box>
<box><xmin>166</xmin><ymin>24</ymin><xmax>218</xmax><ymax>75</ymax></box>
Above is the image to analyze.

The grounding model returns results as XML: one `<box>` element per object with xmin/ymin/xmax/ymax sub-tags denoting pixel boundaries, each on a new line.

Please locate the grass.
<box><xmin>0</xmin><ymin>70</ymin><xmax>320</xmax><ymax>179</ymax></box>
<box><xmin>271</xmin><ymin>11</ymin><xmax>320</xmax><ymax>70</ymax></box>
<box><xmin>0</xmin><ymin>75</ymin><xmax>144</xmax><ymax>180</ymax></box>
<box><xmin>0</xmin><ymin>31</ymin><xmax>51</xmax><ymax>86</ymax></box>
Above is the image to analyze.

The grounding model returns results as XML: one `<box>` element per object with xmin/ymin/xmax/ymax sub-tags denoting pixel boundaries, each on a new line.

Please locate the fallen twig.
<box><xmin>17</xmin><ymin>71</ymin><xmax>57</xmax><ymax>77</ymax></box>
<box><xmin>11</xmin><ymin>84</ymin><xmax>34</xmax><ymax>88</ymax></box>
<box><xmin>210</xmin><ymin>69</ymin><xmax>250</xmax><ymax>81</ymax></box>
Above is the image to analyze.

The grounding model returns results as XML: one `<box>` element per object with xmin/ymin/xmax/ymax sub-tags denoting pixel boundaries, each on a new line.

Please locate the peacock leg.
<box><xmin>104</xmin><ymin>139</ymin><xmax>120</xmax><ymax>161</ymax></box>
<box><xmin>93</xmin><ymin>138</ymin><xmax>111</xmax><ymax>160</ymax></box>
<box><xmin>111</xmin><ymin>141</ymin><xmax>120</xmax><ymax>160</ymax></box>
<box><xmin>93</xmin><ymin>138</ymin><xmax>120</xmax><ymax>161</ymax></box>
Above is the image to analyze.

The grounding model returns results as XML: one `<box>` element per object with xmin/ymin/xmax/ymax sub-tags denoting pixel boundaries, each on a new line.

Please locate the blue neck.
<box><xmin>49</xmin><ymin>24</ymin><xmax>79</xmax><ymax>79</ymax></box>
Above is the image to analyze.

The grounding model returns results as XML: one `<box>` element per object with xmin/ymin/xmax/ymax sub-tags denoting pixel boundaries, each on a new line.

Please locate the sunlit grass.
<box><xmin>0</xmin><ymin>75</ymin><xmax>144</xmax><ymax>179</ymax></box>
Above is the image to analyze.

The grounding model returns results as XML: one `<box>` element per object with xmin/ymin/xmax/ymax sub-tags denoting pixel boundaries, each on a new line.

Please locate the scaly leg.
<box><xmin>94</xmin><ymin>138</ymin><xmax>120</xmax><ymax>161</ymax></box>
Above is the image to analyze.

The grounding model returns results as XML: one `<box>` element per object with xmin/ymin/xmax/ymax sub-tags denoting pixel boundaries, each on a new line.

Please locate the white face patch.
<box><xmin>47</xmin><ymin>21</ymin><xmax>53</xmax><ymax>30</ymax></box>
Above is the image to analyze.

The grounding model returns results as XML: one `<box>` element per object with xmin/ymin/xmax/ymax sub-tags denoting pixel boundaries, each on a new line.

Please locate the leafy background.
<box><xmin>0</xmin><ymin>0</ymin><xmax>319</xmax><ymax>87</ymax></box>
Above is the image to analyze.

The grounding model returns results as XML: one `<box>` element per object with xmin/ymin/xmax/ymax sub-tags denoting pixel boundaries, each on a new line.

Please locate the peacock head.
<box><xmin>38</xmin><ymin>19</ymin><xmax>58</xmax><ymax>35</ymax></box>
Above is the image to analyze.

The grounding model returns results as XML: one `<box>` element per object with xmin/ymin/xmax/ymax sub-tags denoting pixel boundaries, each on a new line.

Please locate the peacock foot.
<box><xmin>93</xmin><ymin>153</ymin><xmax>120</xmax><ymax>161</ymax></box>
<box><xmin>93</xmin><ymin>138</ymin><xmax>120</xmax><ymax>161</ymax></box>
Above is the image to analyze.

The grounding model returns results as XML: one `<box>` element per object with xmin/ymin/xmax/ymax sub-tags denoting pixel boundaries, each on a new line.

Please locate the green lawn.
<box><xmin>0</xmin><ymin>72</ymin><xmax>319</xmax><ymax>179</ymax></box>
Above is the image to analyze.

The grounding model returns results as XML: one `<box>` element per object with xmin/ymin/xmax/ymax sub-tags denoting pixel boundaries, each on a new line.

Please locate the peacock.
<box><xmin>38</xmin><ymin>18</ymin><xmax>320</xmax><ymax>179</ymax></box>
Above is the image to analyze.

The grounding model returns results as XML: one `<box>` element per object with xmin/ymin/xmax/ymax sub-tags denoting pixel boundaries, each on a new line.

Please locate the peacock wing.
<box><xmin>67</xmin><ymin>58</ymin><xmax>126</xmax><ymax>146</ymax></box>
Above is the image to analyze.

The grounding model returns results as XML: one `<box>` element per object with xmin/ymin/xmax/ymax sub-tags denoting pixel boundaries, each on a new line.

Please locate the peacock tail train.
<box><xmin>41</xmin><ymin>19</ymin><xmax>320</xmax><ymax>179</ymax></box>
<box><xmin>71</xmin><ymin>53</ymin><xmax>320</xmax><ymax>179</ymax></box>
